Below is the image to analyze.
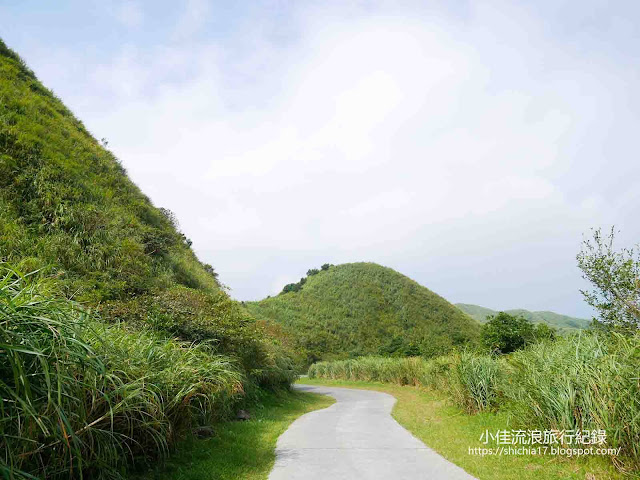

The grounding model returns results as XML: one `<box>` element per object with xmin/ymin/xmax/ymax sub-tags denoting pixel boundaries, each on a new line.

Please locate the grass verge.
<box><xmin>298</xmin><ymin>378</ymin><xmax>629</xmax><ymax>480</ymax></box>
<box><xmin>132</xmin><ymin>390</ymin><xmax>334</xmax><ymax>480</ymax></box>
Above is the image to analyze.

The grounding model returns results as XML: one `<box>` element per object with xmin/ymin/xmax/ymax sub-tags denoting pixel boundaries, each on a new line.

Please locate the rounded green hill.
<box><xmin>246</xmin><ymin>262</ymin><xmax>480</xmax><ymax>362</ymax></box>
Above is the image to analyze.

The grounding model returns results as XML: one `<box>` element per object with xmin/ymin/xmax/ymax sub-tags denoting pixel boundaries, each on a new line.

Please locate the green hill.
<box><xmin>455</xmin><ymin>303</ymin><xmax>591</xmax><ymax>331</ymax></box>
<box><xmin>0</xmin><ymin>41</ymin><xmax>218</xmax><ymax>301</ymax></box>
<box><xmin>246</xmin><ymin>263</ymin><xmax>480</xmax><ymax>362</ymax></box>
<box><xmin>0</xmin><ymin>38</ymin><xmax>277</xmax><ymax>367</ymax></box>
<box><xmin>0</xmin><ymin>35</ymin><xmax>301</xmax><ymax>379</ymax></box>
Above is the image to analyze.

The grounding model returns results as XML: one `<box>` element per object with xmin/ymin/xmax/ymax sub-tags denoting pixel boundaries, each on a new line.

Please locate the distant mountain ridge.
<box><xmin>455</xmin><ymin>303</ymin><xmax>591</xmax><ymax>331</ymax></box>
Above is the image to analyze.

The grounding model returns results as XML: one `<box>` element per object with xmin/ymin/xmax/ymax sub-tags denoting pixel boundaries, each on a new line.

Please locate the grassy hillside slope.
<box><xmin>456</xmin><ymin>303</ymin><xmax>590</xmax><ymax>330</ymax></box>
<box><xmin>0</xmin><ymin>39</ymin><xmax>294</xmax><ymax>479</ymax></box>
<box><xmin>246</xmin><ymin>263</ymin><xmax>480</xmax><ymax>362</ymax></box>
<box><xmin>0</xmin><ymin>40</ymin><xmax>217</xmax><ymax>300</ymax></box>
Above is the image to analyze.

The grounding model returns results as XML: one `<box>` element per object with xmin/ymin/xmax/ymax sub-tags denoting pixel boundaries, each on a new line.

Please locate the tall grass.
<box><xmin>504</xmin><ymin>333</ymin><xmax>640</xmax><ymax>468</ymax></box>
<box><xmin>449</xmin><ymin>352</ymin><xmax>503</xmax><ymax>413</ymax></box>
<box><xmin>308</xmin><ymin>333</ymin><xmax>640</xmax><ymax>470</ymax></box>
<box><xmin>308</xmin><ymin>353</ymin><xmax>502</xmax><ymax>413</ymax></box>
<box><xmin>309</xmin><ymin>356</ymin><xmax>428</xmax><ymax>385</ymax></box>
<box><xmin>0</xmin><ymin>265</ymin><xmax>246</xmax><ymax>479</ymax></box>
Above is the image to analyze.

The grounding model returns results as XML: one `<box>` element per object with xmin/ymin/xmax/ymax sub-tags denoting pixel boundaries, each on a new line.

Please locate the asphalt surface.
<box><xmin>268</xmin><ymin>384</ymin><xmax>478</xmax><ymax>480</ymax></box>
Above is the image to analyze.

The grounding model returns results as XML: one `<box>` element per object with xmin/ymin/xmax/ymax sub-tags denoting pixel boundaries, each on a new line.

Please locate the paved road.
<box><xmin>269</xmin><ymin>384</ymin><xmax>477</xmax><ymax>480</ymax></box>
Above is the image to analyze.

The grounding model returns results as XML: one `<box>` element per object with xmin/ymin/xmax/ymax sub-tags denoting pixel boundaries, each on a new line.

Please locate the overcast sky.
<box><xmin>2</xmin><ymin>0</ymin><xmax>639</xmax><ymax>317</ymax></box>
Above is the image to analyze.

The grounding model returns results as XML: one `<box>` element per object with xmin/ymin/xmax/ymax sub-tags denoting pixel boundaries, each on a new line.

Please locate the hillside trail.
<box><xmin>268</xmin><ymin>384</ymin><xmax>477</xmax><ymax>480</ymax></box>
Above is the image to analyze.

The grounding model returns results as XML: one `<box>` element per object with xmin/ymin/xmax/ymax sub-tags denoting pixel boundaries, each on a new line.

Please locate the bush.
<box><xmin>481</xmin><ymin>312</ymin><xmax>534</xmax><ymax>354</ymax></box>
<box><xmin>99</xmin><ymin>286</ymin><xmax>295</xmax><ymax>390</ymax></box>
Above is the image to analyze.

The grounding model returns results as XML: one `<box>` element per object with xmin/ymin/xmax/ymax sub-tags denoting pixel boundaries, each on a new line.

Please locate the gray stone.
<box><xmin>236</xmin><ymin>409</ymin><xmax>251</xmax><ymax>421</ymax></box>
<box><xmin>193</xmin><ymin>426</ymin><xmax>215</xmax><ymax>439</ymax></box>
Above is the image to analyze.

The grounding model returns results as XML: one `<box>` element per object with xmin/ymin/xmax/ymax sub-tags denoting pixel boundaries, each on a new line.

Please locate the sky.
<box><xmin>2</xmin><ymin>0</ymin><xmax>639</xmax><ymax>317</ymax></box>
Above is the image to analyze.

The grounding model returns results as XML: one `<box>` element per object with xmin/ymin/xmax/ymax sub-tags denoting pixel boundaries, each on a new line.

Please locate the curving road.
<box><xmin>269</xmin><ymin>384</ymin><xmax>477</xmax><ymax>480</ymax></box>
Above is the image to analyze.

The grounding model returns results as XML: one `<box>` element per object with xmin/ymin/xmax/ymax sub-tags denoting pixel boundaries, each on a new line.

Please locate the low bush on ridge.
<box><xmin>308</xmin><ymin>333</ymin><xmax>640</xmax><ymax>471</ymax></box>
<box><xmin>0</xmin><ymin>266</ymin><xmax>294</xmax><ymax>479</ymax></box>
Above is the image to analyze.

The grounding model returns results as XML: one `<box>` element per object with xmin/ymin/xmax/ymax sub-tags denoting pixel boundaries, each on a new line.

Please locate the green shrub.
<box><xmin>99</xmin><ymin>286</ymin><xmax>296</xmax><ymax>389</ymax></box>
<box><xmin>481</xmin><ymin>311</ymin><xmax>534</xmax><ymax>354</ymax></box>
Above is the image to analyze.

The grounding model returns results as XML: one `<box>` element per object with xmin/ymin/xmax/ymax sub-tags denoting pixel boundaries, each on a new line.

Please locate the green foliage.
<box><xmin>448</xmin><ymin>352</ymin><xmax>503</xmax><ymax>413</ymax></box>
<box><xmin>248</xmin><ymin>263</ymin><xmax>480</xmax><ymax>362</ymax></box>
<box><xmin>0</xmin><ymin>266</ymin><xmax>245</xmax><ymax>480</ymax></box>
<box><xmin>456</xmin><ymin>303</ymin><xmax>590</xmax><ymax>331</ymax></box>
<box><xmin>504</xmin><ymin>333</ymin><xmax>640</xmax><ymax>468</ymax></box>
<box><xmin>532</xmin><ymin>322</ymin><xmax>557</xmax><ymax>342</ymax></box>
<box><xmin>279</xmin><ymin>264</ymin><xmax>334</xmax><ymax>294</ymax></box>
<box><xmin>481</xmin><ymin>312</ymin><xmax>535</xmax><ymax>354</ymax></box>
<box><xmin>577</xmin><ymin>227</ymin><xmax>640</xmax><ymax>332</ymax></box>
<box><xmin>281</xmin><ymin>278</ymin><xmax>305</xmax><ymax>294</ymax></box>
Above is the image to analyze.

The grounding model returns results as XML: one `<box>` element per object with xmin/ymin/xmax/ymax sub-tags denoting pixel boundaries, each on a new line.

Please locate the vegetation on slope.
<box><xmin>246</xmin><ymin>262</ymin><xmax>480</xmax><ymax>362</ymax></box>
<box><xmin>0</xmin><ymin>267</ymin><xmax>247</xmax><ymax>479</ymax></box>
<box><xmin>456</xmin><ymin>303</ymin><xmax>591</xmax><ymax>331</ymax></box>
<box><xmin>0</xmin><ymin>39</ymin><xmax>295</xmax><ymax>479</ymax></box>
<box><xmin>0</xmin><ymin>38</ymin><xmax>217</xmax><ymax>301</ymax></box>
<box><xmin>0</xmin><ymin>37</ymin><xmax>295</xmax><ymax>381</ymax></box>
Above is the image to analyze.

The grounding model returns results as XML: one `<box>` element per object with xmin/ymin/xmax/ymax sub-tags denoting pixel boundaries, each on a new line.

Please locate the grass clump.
<box><xmin>504</xmin><ymin>333</ymin><xmax>640</xmax><ymax>468</ymax></box>
<box><xmin>0</xmin><ymin>265</ymin><xmax>248</xmax><ymax>479</ymax></box>
<box><xmin>448</xmin><ymin>351</ymin><xmax>502</xmax><ymax>413</ymax></box>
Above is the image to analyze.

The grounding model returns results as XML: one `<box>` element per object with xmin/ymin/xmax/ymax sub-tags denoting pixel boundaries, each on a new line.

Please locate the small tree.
<box><xmin>482</xmin><ymin>312</ymin><xmax>534</xmax><ymax>354</ymax></box>
<box><xmin>321</xmin><ymin>263</ymin><xmax>332</xmax><ymax>271</ymax></box>
<box><xmin>202</xmin><ymin>263</ymin><xmax>220</xmax><ymax>285</ymax></box>
<box><xmin>577</xmin><ymin>227</ymin><xmax>640</xmax><ymax>332</ymax></box>
<box><xmin>159</xmin><ymin>207</ymin><xmax>178</xmax><ymax>228</ymax></box>
<box><xmin>307</xmin><ymin>268</ymin><xmax>320</xmax><ymax>276</ymax></box>
<box><xmin>280</xmin><ymin>277</ymin><xmax>307</xmax><ymax>294</ymax></box>
<box><xmin>532</xmin><ymin>323</ymin><xmax>556</xmax><ymax>342</ymax></box>
<box><xmin>281</xmin><ymin>283</ymin><xmax>297</xmax><ymax>294</ymax></box>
